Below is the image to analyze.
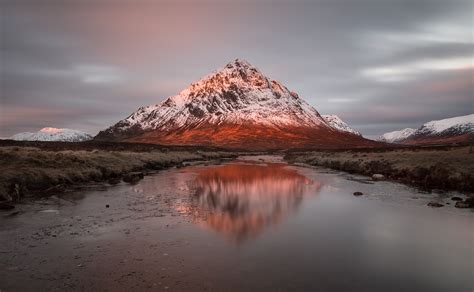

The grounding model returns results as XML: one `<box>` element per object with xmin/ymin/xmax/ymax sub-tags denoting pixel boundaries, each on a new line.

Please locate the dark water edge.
<box><xmin>1</xmin><ymin>156</ymin><xmax>473</xmax><ymax>291</ymax></box>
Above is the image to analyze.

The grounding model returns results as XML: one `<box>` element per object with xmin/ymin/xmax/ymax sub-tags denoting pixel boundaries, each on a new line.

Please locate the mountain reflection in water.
<box><xmin>191</xmin><ymin>163</ymin><xmax>321</xmax><ymax>242</ymax></box>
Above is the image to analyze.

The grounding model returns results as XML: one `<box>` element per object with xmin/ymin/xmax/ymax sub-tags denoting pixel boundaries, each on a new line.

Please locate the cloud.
<box><xmin>361</xmin><ymin>56</ymin><xmax>473</xmax><ymax>82</ymax></box>
<box><xmin>327</xmin><ymin>98</ymin><xmax>357</xmax><ymax>104</ymax></box>
<box><xmin>413</xmin><ymin>68</ymin><xmax>473</xmax><ymax>95</ymax></box>
<box><xmin>1</xmin><ymin>0</ymin><xmax>472</xmax><ymax>137</ymax></box>
<box><xmin>27</xmin><ymin>64</ymin><xmax>124</xmax><ymax>85</ymax></box>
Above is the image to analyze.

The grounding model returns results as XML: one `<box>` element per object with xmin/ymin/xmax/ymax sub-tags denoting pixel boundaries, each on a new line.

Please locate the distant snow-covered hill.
<box><xmin>378</xmin><ymin>128</ymin><xmax>416</xmax><ymax>143</ymax></box>
<box><xmin>11</xmin><ymin>127</ymin><xmax>92</xmax><ymax>142</ymax></box>
<box><xmin>321</xmin><ymin>114</ymin><xmax>361</xmax><ymax>136</ymax></box>
<box><xmin>378</xmin><ymin>114</ymin><xmax>474</xmax><ymax>144</ymax></box>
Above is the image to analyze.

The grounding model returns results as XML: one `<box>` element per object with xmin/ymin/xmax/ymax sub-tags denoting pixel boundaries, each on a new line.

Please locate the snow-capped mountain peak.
<box><xmin>417</xmin><ymin>114</ymin><xmax>474</xmax><ymax>135</ymax></box>
<box><xmin>96</xmin><ymin>59</ymin><xmax>376</xmax><ymax>149</ymax></box>
<box><xmin>11</xmin><ymin>127</ymin><xmax>92</xmax><ymax>142</ymax></box>
<box><xmin>377</xmin><ymin>128</ymin><xmax>416</xmax><ymax>143</ymax></box>
<box><xmin>378</xmin><ymin>114</ymin><xmax>474</xmax><ymax>144</ymax></box>
<box><xmin>321</xmin><ymin>114</ymin><xmax>361</xmax><ymax>136</ymax></box>
<box><xmin>98</xmin><ymin>59</ymin><xmax>330</xmax><ymax>139</ymax></box>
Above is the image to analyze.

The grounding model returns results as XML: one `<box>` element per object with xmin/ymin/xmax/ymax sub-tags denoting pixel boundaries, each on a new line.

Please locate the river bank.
<box><xmin>284</xmin><ymin>145</ymin><xmax>474</xmax><ymax>193</ymax></box>
<box><xmin>0</xmin><ymin>141</ymin><xmax>238</xmax><ymax>203</ymax></box>
<box><xmin>2</xmin><ymin>141</ymin><xmax>473</xmax><ymax>207</ymax></box>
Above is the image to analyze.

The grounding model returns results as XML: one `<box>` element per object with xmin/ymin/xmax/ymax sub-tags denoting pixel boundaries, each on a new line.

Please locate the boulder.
<box><xmin>371</xmin><ymin>174</ymin><xmax>386</xmax><ymax>181</ymax></box>
<box><xmin>455</xmin><ymin>197</ymin><xmax>474</xmax><ymax>209</ymax></box>
<box><xmin>455</xmin><ymin>201</ymin><xmax>470</xmax><ymax>208</ymax></box>
<box><xmin>353</xmin><ymin>191</ymin><xmax>364</xmax><ymax>196</ymax></box>
<box><xmin>427</xmin><ymin>201</ymin><xmax>443</xmax><ymax>208</ymax></box>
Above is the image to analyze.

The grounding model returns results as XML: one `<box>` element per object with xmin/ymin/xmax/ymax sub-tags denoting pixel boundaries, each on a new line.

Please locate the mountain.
<box><xmin>378</xmin><ymin>114</ymin><xmax>474</xmax><ymax>145</ymax></box>
<box><xmin>96</xmin><ymin>59</ymin><xmax>376</xmax><ymax>150</ymax></box>
<box><xmin>377</xmin><ymin>128</ymin><xmax>416</xmax><ymax>143</ymax></box>
<box><xmin>321</xmin><ymin>115</ymin><xmax>361</xmax><ymax>136</ymax></box>
<box><xmin>11</xmin><ymin>127</ymin><xmax>92</xmax><ymax>142</ymax></box>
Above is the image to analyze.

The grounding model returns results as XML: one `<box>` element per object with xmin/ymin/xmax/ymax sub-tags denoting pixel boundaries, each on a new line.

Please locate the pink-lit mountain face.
<box><xmin>96</xmin><ymin>59</ymin><xmax>376</xmax><ymax>150</ymax></box>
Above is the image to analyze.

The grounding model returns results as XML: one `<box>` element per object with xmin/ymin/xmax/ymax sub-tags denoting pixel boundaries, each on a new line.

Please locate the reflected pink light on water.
<box><xmin>188</xmin><ymin>163</ymin><xmax>322</xmax><ymax>242</ymax></box>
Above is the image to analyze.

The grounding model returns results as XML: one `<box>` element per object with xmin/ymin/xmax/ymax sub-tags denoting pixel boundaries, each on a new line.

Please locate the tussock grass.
<box><xmin>0</xmin><ymin>146</ymin><xmax>236</xmax><ymax>201</ymax></box>
<box><xmin>285</xmin><ymin>146</ymin><xmax>474</xmax><ymax>192</ymax></box>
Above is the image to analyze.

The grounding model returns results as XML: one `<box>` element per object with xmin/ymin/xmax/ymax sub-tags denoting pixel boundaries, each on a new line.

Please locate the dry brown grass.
<box><xmin>285</xmin><ymin>146</ymin><xmax>474</xmax><ymax>192</ymax></box>
<box><xmin>0</xmin><ymin>146</ymin><xmax>237</xmax><ymax>201</ymax></box>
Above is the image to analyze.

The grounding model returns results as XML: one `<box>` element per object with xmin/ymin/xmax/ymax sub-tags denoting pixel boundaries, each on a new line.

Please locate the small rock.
<box><xmin>455</xmin><ymin>197</ymin><xmax>474</xmax><ymax>209</ymax></box>
<box><xmin>353</xmin><ymin>192</ymin><xmax>364</xmax><ymax>196</ymax></box>
<box><xmin>451</xmin><ymin>197</ymin><xmax>463</xmax><ymax>201</ymax></box>
<box><xmin>106</xmin><ymin>204</ymin><xmax>110</xmax><ymax>208</ymax></box>
<box><xmin>427</xmin><ymin>201</ymin><xmax>443</xmax><ymax>208</ymax></box>
<box><xmin>0</xmin><ymin>202</ymin><xmax>15</xmax><ymax>211</ymax></box>
<box><xmin>371</xmin><ymin>174</ymin><xmax>385</xmax><ymax>181</ymax></box>
<box><xmin>455</xmin><ymin>202</ymin><xmax>470</xmax><ymax>208</ymax></box>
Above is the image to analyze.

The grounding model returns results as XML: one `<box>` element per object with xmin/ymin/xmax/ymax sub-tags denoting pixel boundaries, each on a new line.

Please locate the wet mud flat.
<box><xmin>1</xmin><ymin>156</ymin><xmax>473</xmax><ymax>291</ymax></box>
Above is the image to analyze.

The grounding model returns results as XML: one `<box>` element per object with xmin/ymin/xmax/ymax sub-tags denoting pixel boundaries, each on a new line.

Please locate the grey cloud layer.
<box><xmin>1</xmin><ymin>0</ymin><xmax>472</xmax><ymax>137</ymax></box>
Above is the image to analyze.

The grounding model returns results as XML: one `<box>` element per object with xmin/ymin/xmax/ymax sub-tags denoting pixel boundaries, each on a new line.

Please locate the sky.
<box><xmin>1</xmin><ymin>0</ymin><xmax>473</xmax><ymax>138</ymax></box>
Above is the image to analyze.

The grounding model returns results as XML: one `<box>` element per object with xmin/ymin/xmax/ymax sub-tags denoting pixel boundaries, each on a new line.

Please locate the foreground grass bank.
<box><xmin>284</xmin><ymin>145</ymin><xmax>474</xmax><ymax>192</ymax></box>
<box><xmin>0</xmin><ymin>141</ymin><xmax>238</xmax><ymax>202</ymax></box>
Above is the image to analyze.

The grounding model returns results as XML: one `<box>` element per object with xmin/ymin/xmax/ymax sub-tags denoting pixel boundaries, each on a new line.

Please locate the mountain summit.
<box><xmin>96</xmin><ymin>59</ymin><xmax>374</xmax><ymax>149</ymax></box>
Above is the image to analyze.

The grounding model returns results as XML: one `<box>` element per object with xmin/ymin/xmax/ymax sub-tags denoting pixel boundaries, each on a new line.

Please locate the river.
<box><xmin>1</xmin><ymin>156</ymin><xmax>472</xmax><ymax>291</ymax></box>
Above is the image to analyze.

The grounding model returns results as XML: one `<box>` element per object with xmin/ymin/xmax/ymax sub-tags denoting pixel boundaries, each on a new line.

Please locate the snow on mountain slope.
<box><xmin>414</xmin><ymin>114</ymin><xmax>473</xmax><ymax>136</ymax></box>
<box><xmin>11</xmin><ymin>127</ymin><xmax>92</xmax><ymax>142</ymax></box>
<box><xmin>99</xmin><ymin>59</ymin><xmax>326</xmax><ymax>136</ymax></box>
<box><xmin>96</xmin><ymin>59</ymin><xmax>377</xmax><ymax>149</ymax></box>
<box><xmin>321</xmin><ymin>115</ymin><xmax>361</xmax><ymax>136</ymax></box>
<box><xmin>377</xmin><ymin>128</ymin><xmax>416</xmax><ymax>143</ymax></box>
<box><xmin>378</xmin><ymin>114</ymin><xmax>474</xmax><ymax>144</ymax></box>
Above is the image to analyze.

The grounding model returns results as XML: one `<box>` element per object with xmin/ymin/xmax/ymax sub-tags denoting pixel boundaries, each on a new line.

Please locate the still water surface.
<box><xmin>1</xmin><ymin>156</ymin><xmax>472</xmax><ymax>291</ymax></box>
